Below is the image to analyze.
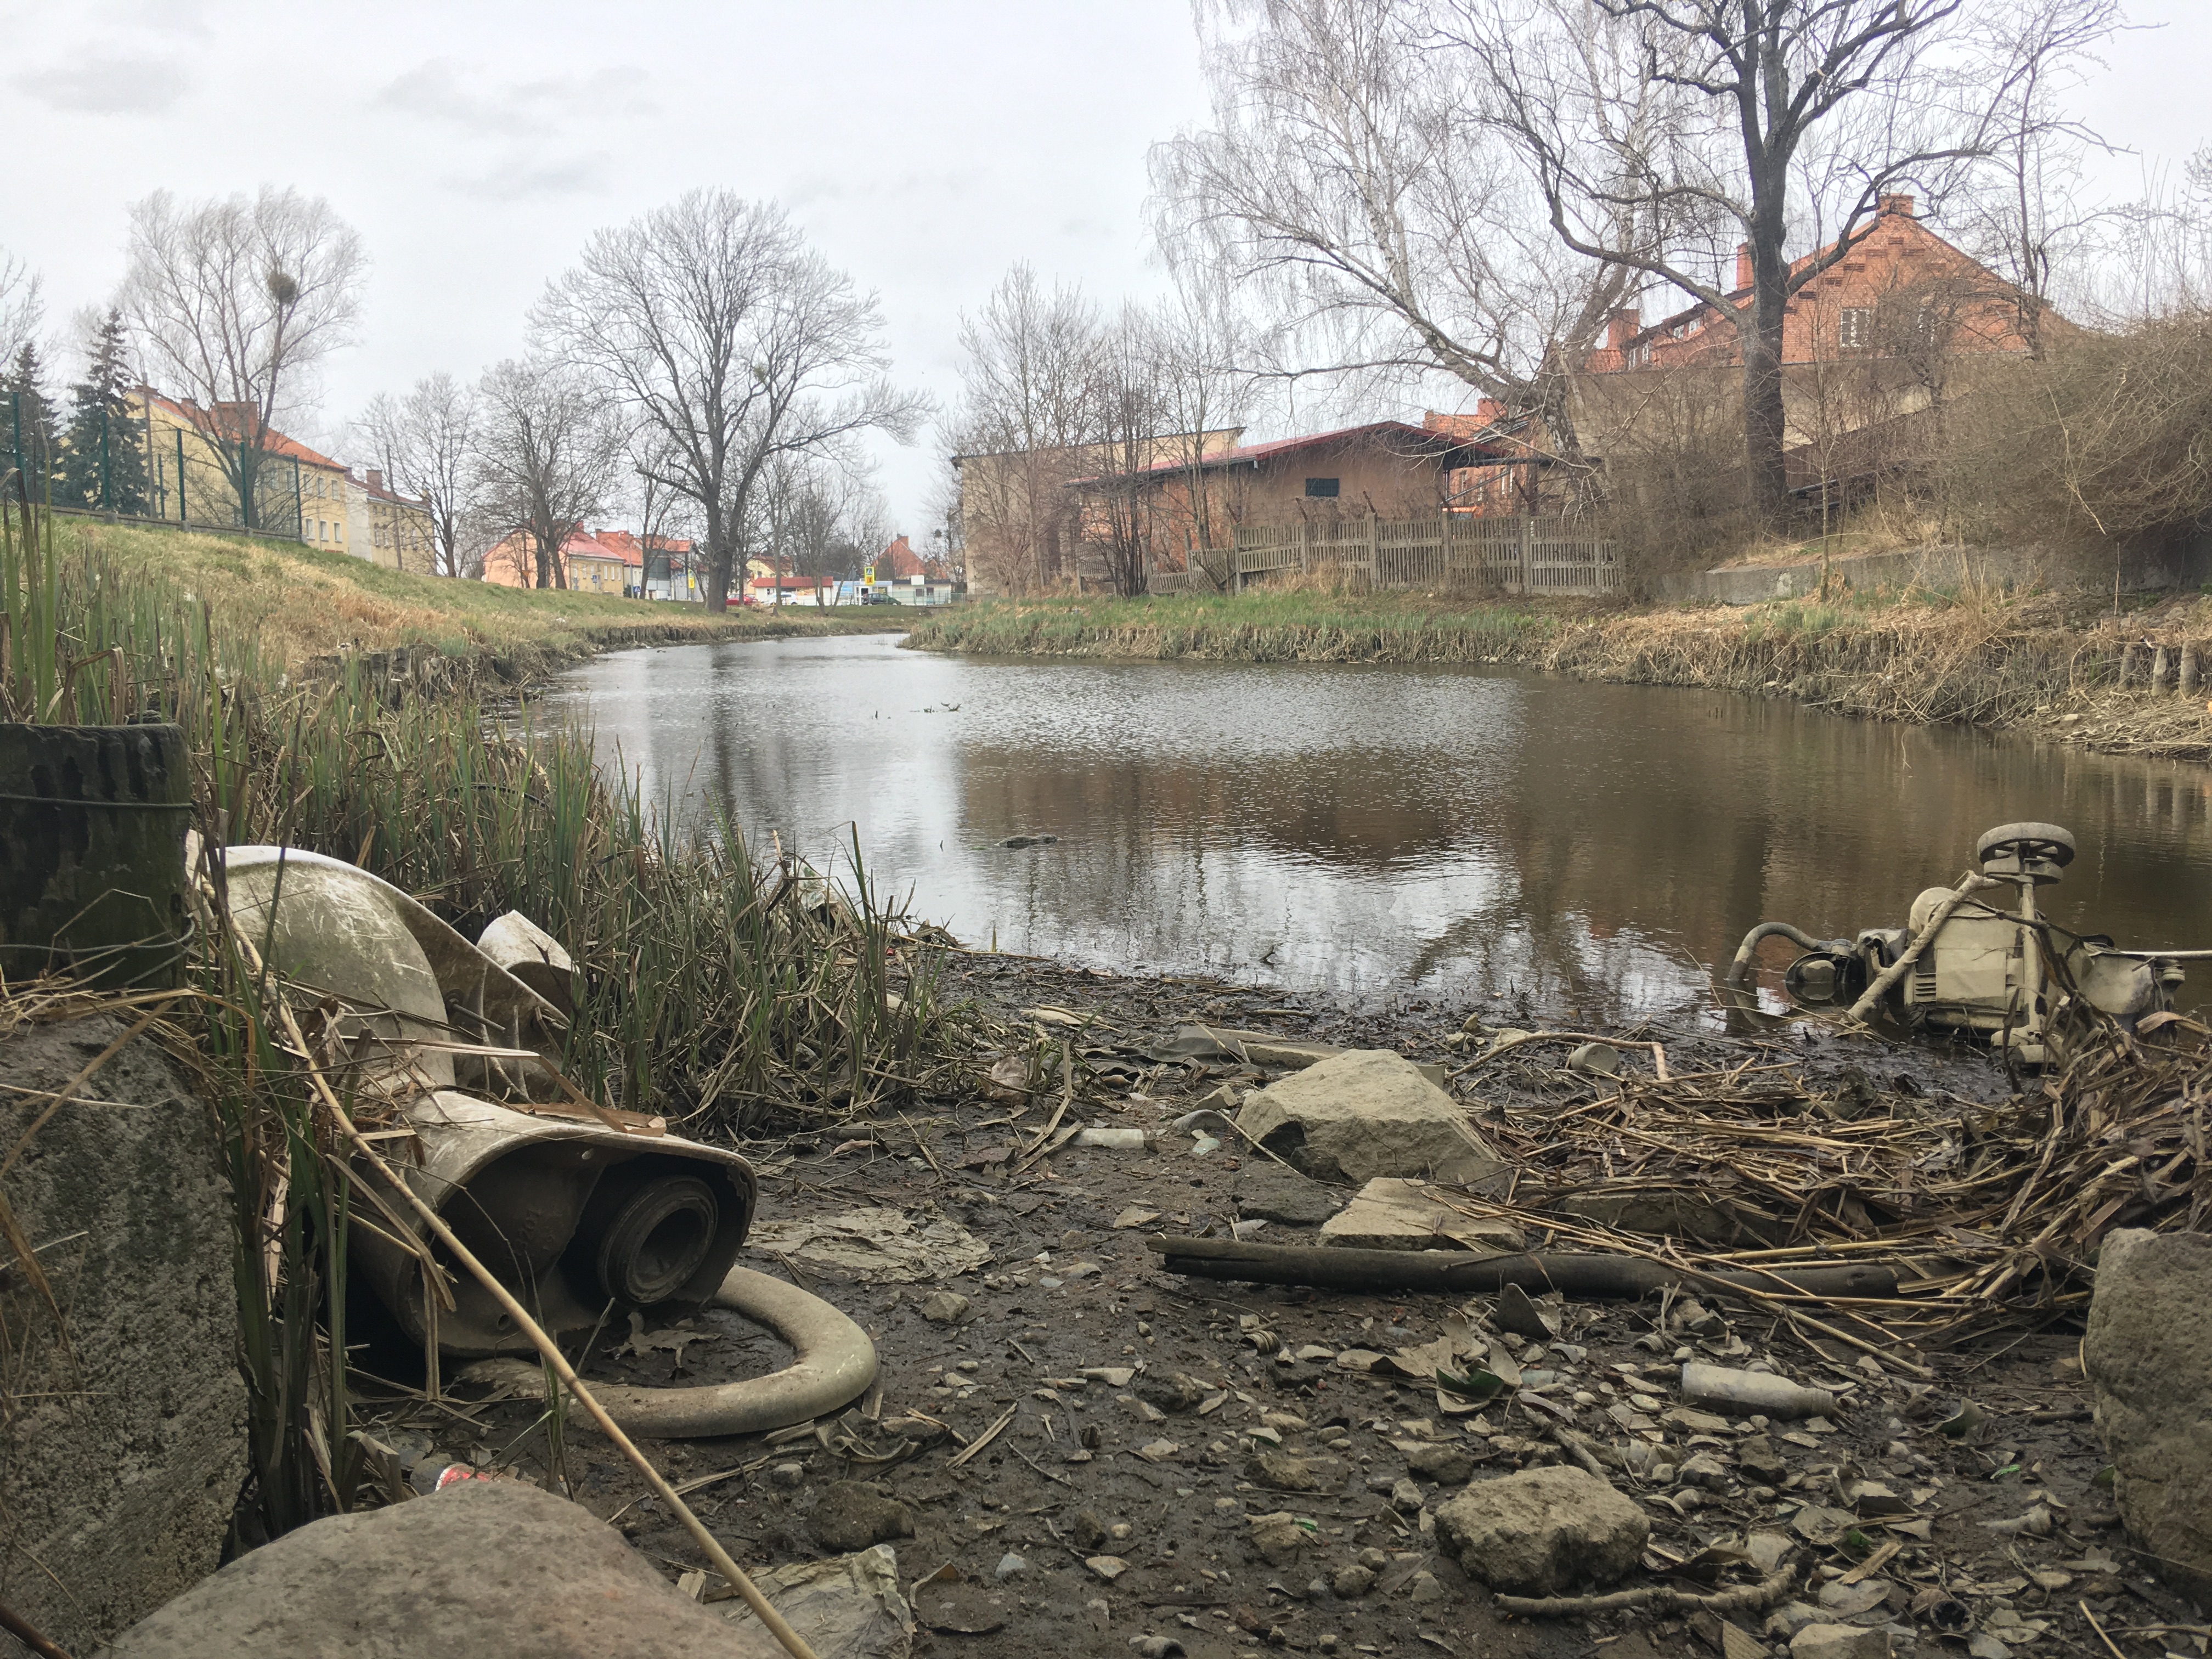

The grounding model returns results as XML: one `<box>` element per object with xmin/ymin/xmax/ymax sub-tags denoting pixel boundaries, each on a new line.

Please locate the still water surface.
<box><xmin>545</xmin><ymin>634</ymin><xmax>2208</xmax><ymax>1016</ymax></box>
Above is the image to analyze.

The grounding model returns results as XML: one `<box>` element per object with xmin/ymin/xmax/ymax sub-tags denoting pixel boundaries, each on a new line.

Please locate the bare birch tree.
<box><xmin>535</xmin><ymin>189</ymin><xmax>923</xmax><ymax>611</ymax></box>
<box><xmin>120</xmin><ymin>187</ymin><xmax>365</xmax><ymax>531</ymax></box>
<box><xmin>356</xmin><ymin>372</ymin><xmax>479</xmax><ymax>576</ymax></box>
<box><xmin>472</xmin><ymin>357</ymin><xmax>623</xmax><ymax>589</ymax></box>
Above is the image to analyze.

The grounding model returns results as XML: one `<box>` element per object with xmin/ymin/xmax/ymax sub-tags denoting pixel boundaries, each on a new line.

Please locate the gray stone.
<box><xmin>770</xmin><ymin>1460</ymin><xmax>807</xmax><ymax>1487</ymax></box>
<box><xmin>1319</xmin><ymin>1178</ymin><xmax>1526</xmax><ymax>1251</ymax></box>
<box><xmin>108</xmin><ymin>1481</ymin><xmax>786</xmax><ymax>1658</ymax></box>
<box><xmin>0</xmin><ymin>1012</ymin><xmax>245</xmax><ymax>1656</ymax></box>
<box><xmin>1395</xmin><ymin>1440</ymin><xmax>1475</xmax><ymax>1485</ymax></box>
<box><xmin>1235</xmin><ymin>1162</ymin><xmax>1344</xmax><ymax>1226</ymax></box>
<box><xmin>1237</xmin><ymin>1051</ymin><xmax>1505</xmax><ymax>1187</ymax></box>
<box><xmin>1408</xmin><ymin>1570</ymin><xmax>1446</xmax><ymax>1603</ymax></box>
<box><xmin>1248</xmin><ymin>1511</ymin><xmax>1309</xmax><ymax>1567</ymax></box>
<box><xmin>1390</xmin><ymin>1477</ymin><xmax>1425</xmax><ymax>1513</ymax></box>
<box><xmin>812</xmin><ymin>1481</ymin><xmax>917</xmax><ymax>1551</ymax></box>
<box><xmin>1135</xmin><ymin>1370</ymin><xmax>1209</xmax><ymax>1413</ymax></box>
<box><xmin>2084</xmin><ymin>1227</ymin><xmax>2212</xmax><ymax>1604</ymax></box>
<box><xmin>1246</xmin><ymin>1451</ymin><xmax>1341</xmax><ymax>1492</ymax></box>
<box><xmin>1332</xmin><ymin>1562</ymin><xmax>1376</xmax><ymax>1597</ymax></box>
<box><xmin>1791</xmin><ymin>1624</ymin><xmax>1891</xmax><ymax>1659</ymax></box>
<box><xmin>919</xmin><ymin>1289</ymin><xmax>973</xmax><ymax>1324</ymax></box>
<box><xmin>1431</xmin><ymin>1467</ymin><xmax>1650</xmax><ymax>1596</ymax></box>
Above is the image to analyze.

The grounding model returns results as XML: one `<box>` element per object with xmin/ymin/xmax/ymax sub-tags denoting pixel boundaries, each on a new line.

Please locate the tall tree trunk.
<box><xmin>1742</xmin><ymin>275</ymin><xmax>1791</xmax><ymax>523</ymax></box>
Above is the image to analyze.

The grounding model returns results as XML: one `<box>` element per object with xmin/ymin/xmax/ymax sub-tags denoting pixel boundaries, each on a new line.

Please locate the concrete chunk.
<box><xmin>1235</xmin><ymin>1051</ymin><xmax>1504</xmax><ymax>1187</ymax></box>
<box><xmin>1431</xmin><ymin>1466</ymin><xmax>1649</xmax><ymax>1596</ymax></box>
<box><xmin>1319</xmin><ymin>1178</ymin><xmax>1525</xmax><ymax>1251</ymax></box>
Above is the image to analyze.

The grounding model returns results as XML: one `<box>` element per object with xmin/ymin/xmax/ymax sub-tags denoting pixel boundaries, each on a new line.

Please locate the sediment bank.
<box><xmin>904</xmin><ymin>588</ymin><xmax>2212</xmax><ymax>760</ymax></box>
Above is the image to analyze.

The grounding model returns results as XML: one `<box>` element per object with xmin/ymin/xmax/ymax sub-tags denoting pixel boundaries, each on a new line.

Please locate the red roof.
<box><xmin>598</xmin><ymin>529</ymin><xmax>696</xmax><ymax>567</ymax></box>
<box><xmin>1074</xmin><ymin>420</ymin><xmax>1507</xmax><ymax>487</ymax></box>
<box><xmin>138</xmin><ymin>388</ymin><xmax>346</xmax><ymax>472</ymax></box>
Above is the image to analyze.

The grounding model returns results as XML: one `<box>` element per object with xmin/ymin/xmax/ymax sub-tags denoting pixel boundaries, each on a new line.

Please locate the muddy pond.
<box><xmin>544</xmin><ymin>632</ymin><xmax>2210</xmax><ymax>1017</ymax></box>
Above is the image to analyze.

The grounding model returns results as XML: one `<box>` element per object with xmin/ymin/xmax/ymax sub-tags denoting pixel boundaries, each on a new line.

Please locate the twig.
<box><xmin>2081</xmin><ymin>1601</ymin><xmax>2132</xmax><ymax>1659</ymax></box>
<box><xmin>949</xmin><ymin>1403</ymin><xmax>1019</xmax><ymax>1469</ymax></box>
<box><xmin>1497</xmin><ymin>1565</ymin><xmax>1798</xmax><ymax>1618</ymax></box>
<box><xmin>0</xmin><ymin>1596</ymin><xmax>72</xmax><ymax>1659</ymax></box>
<box><xmin>1007</xmin><ymin>1436</ymin><xmax>1075</xmax><ymax>1488</ymax></box>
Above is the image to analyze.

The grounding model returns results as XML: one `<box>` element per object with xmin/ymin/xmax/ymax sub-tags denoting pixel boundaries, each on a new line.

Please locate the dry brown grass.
<box><xmin>67</xmin><ymin>517</ymin><xmax>895</xmax><ymax>672</ymax></box>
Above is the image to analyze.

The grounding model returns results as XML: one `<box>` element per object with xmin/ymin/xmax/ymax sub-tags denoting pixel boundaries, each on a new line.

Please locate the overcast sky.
<box><xmin>1</xmin><ymin>0</ymin><xmax>2202</xmax><ymax>539</ymax></box>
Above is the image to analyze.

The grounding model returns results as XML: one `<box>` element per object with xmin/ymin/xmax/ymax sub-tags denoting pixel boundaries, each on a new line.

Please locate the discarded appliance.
<box><xmin>222</xmin><ymin>847</ymin><xmax>875</xmax><ymax>1434</ymax></box>
<box><xmin>1725</xmin><ymin>821</ymin><xmax>2193</xmax><ymax>1063</ymax></box>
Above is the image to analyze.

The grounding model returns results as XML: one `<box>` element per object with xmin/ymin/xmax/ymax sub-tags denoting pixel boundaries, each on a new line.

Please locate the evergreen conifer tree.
<box><xmin>4</xmin><ymin>340</ymin><xmax>59</xmax><ymax>503</ymax></box>
<box><xmin>59</xmin><ymin>311</ymin><xmax>150</xmax><ymax>515</ymax></box>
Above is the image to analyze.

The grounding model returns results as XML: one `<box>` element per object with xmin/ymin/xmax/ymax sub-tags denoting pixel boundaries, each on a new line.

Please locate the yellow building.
<box><xmin>352</xmin><ymin>469</ymin><xmax>437</xmax><ymax>573</ymax></box>
<box><xmin>132</xmin><ymin>389</ymin><xmax>351</xmax><ymax>549</ymax></box>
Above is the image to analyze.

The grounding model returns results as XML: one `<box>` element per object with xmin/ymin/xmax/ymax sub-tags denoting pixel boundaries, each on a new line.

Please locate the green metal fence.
<box><xmin>4</xmin><ymin>388</ymin><xmax>303</xmax><ymax>540</ymax></box>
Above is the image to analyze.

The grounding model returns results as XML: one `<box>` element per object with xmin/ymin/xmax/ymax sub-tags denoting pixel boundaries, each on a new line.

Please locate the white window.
<box><xmin>1839</xmin><ymin>307</ymin><xmax>1872</xmax><ymax>350</ymax></box>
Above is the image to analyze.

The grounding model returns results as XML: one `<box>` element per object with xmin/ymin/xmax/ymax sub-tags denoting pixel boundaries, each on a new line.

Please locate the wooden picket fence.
<box><xmin>1162</xmin><ymin>513</ymin><xmax>1620</xmax><ymax>597</ymax></box>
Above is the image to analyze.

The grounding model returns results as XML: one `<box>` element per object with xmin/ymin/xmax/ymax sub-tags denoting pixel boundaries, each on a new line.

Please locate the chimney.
<box><xmin>1735</xmin><ymin>244</ymin><xmax>1753</xmax><ymax>291</ymax></box>
<box><xmin>1605</xmin><ymin>308</ymin><xmax>1640</xmax><ymax>350</ymax></box>
<box><xmin>1879</xmin><ymin>194</ymin><xmax>1915</xmax><ymax>219</ymax></box>
<box><xmin>1475</xmin><ymin>396</ymin><xmax>1503</xmax><ymax>422</ymax></box>
<box><xmin>365</xmin><ymin>469</ymin><xmax>383</xmax><ymax>492</ymax></box>
<box><xmin>211</xmin><ymin>399</ymin><xmax>259</xmax><ymax>435</ymax></box>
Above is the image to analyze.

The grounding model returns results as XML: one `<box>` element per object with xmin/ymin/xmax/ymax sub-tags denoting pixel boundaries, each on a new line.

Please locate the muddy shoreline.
<box><xmin>349</xmin><ymin>957</ymin><xmax>2187</xmax><ymax>1659</ymax></box>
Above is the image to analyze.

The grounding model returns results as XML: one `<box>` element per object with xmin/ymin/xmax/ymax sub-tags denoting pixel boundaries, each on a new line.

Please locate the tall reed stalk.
<box><xmin>3</xmin><ymin>525</ymin><xmax>966</xmax><ymax>1539</ymax></box>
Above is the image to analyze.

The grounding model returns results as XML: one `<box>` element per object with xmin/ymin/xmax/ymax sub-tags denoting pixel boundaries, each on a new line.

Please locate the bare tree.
<box><xmin>1151</xmin><ymin>0</ymin><xmax>1656</xmax><ymax>471</ymax></box>
<box><xmin>1147</xmin><ymin>287</ymin><xmax>1250</xmax><ymax>562</ymax></box>
<box><xmin>472</xmin><ymin>357</ymin><xmax>623</xmax><ymax>589</ymax></box>
<box><xmin>356</xmin><ymin>372</ymin><xmax>478</xmax><ymax>576</ymax></box>
<box><xmin>944</xmin><ymin>264</ymin><xmax>1103</xmax><ymax>593</ymax></box>
<box><xmin>535</xmin><ymin>189</ymin><xmax>924</xmax><ymax>611</ymax></box>
<box><xmin>1445</xmin><ymin>0</ymin><xmax>2117</xmax><ymax>518</ymax></box>
<box><xmin>120</xmin><ymin>187</ymin><xmax>366</xmax><ymax>531</ymax></box>
<box><xmin>1084</xmin><ymin>306</ymin><xmax>1171</xmax><ymax>597</ymax></box>
<box><xmin>0</xmin><ymin>249</ymin><xmax>42</xmax><ymax>384</ymax></box>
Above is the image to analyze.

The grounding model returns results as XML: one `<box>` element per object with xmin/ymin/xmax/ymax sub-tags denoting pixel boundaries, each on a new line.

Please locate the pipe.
<box><xmin>1722</xmin><ymin>922</ymin><xmax>1832</xmax><ymax>989</ymax></box>
<box><xmin>1145</xmin><ymin>1236</ymin><xmax>1899</xmax><ymax>1300</ymax></box>
<box><xmin>586</xmin><ymin>1266</ymin><xmax>879</xmax><ymax>1440</ymax></box>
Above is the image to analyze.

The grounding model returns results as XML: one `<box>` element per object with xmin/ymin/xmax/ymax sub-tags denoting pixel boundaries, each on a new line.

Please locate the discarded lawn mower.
<box><xmin>1726</xmin><ymin>821</ymin><xmax>2194</xmax><ymax>1063</ymax></box>
<box><xmin>222</xmin><ymin>847</ymin><xmax>876</xmax><ymax>1437</ymax></box>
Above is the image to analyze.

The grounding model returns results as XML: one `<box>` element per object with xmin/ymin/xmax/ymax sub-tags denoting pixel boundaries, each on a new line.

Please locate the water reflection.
<box><xmin>543</xmin><ymin>634</ymin><xmax>2210</xmax><ymax>1015</ymax></box>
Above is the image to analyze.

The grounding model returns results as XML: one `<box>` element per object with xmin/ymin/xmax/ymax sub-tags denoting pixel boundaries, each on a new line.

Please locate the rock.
<box><xmin>108</xmin><ymin>1482</ymin><xmax>789</xmax><ymax>1659</ymax></box>
<box><xmin>2083</xmin><ymin>1227</ymin><xmax>2212</xmax><ymax>1604</ymax></box>
<box><xmin>1791</xmin><ymin>1624</ymin><xmax>1891</xmax><ymax>1659</ymax></box>
<box><xmin>1236</xmin><ymin>1162</ymin><xmax>1345</xmax><ymax>1226</ymax></box>
<box><xmin>1332</xmin><ymin>1563</ymin><xmax>1376</xmax><ymax>1597</ymax></box>
<box><xmin>1086</xmin><ymin>1556</ymin><xmax>1128</xmax><ymax>1582</ymax></box>
<box><xmin>1390</xmin><ymin>1477</ymin><xmax>1425</xmax><ymax>1513</ymax></box>
<box><xmin>0</xmin><ymin>1012</ymin><xmax>247</xmax><ymax>1655</ymax></box>
<box><xmin>1431</xmin><ymin>1468</ymin><xmax>1650</xmax><ymax>1596</ymax></box>
<box><xmin>1767</xmin><ymin>1603</ymin><xmax>1824</xmax><ymax>1639</ymax></box>
<box><xmin>1245</xmin><ymin>1451</ymin><xmax>1341</xmax><ymax>1493</ymax></box>
<box><xmin>770</xmin><ymin>1461</ymin><xmax>806</xmax><ymax>1488</ymax></box>
<box><xmin>1235</xmin><ymin>1051</ymin><xmax>1506</xmax><ymax>1187</ymax></box>
<box><xmin>1135</xmin><ymin>1370</ymin><xmax>1210</xmax><ymax>1413</ymax></box>
<box><xmin>995</xmin><ymin>1553</ymin><xmax>1028</xmax><ymax>1581</ymax></box>
<box><xmin>811</xmin><ymin>1482</ymin><xmax>916</xmax><ymax>1552</ymax></box>
<box><xmin>1249</xmin><ymin>1511</ymin><xmax>1309</xmax><ymax>1566</ymax></box>
<box><xmin>1394</xmin><ymin>1440</ymin><xmax>1475</xmax><ymax>1484</ymax></box>
<box><xmin>1408</xmin><ymin>1570</ymin><xmax>1446</xmax><ymax>1604</ymax></box>
<box><xmin>919</xmin><ymin>1290</ymin><xmax>973</xmax><ymax>1325</ymax></box>
<box><xmin>1318</xmin><ymin>1177</ymin><xmax>1525</xmax><ymax>1251</ymax></box>
<box><xmin>1071</xmin><ymin>1510</ymin><xmax>1109</xmax><ymax>1548</ymax></box>
<box><xmin>1737</xmin><ymin>1435</ymin><xmax>1787</xmax><ymax>1482</ymax></box>
<box><xmin>1677</xmin><ymin>1452</ymin><xmax>1731</xmax><ymax>1491</ymax></box>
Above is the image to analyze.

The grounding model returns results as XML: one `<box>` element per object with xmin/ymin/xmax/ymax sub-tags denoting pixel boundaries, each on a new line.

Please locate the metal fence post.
<box><xmin>100</xmin><ymin>403</ymin><xmax>112</xmax><ymax>511</ymax></box>
<box><xmin>176</xmin><ymin>427</ymin><xmax>188</xmax><ymax>524</ymax></box>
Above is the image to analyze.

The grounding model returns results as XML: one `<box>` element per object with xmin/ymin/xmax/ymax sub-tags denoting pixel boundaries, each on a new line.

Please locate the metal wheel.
<box><xmin>1977</xmin><ymin>821</ymin><xmax>2075</xmax><ymax>868</ymax></box>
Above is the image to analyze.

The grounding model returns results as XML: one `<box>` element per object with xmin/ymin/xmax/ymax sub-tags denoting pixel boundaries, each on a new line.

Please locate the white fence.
<box><xmin>1165</xmin><ymin>514</ymin><xmax>1620</xmax><ymax>597</ymax></box>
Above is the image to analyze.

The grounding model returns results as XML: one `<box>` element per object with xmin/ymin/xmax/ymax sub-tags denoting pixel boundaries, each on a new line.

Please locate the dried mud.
<box><xmin>354</xmin><ymin>961</ymin><xmax>2203</xmax><ymax>1659</ymax></box>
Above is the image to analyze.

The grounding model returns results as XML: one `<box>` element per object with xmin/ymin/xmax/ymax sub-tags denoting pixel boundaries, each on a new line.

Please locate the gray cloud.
<box><xmin>15</xmin><ymin>50</ymin><xmax>187</xmax><ymax>115</ymax></box>
<box><xmin>376</xmin><ymin>58</ymin><xmax>654</xmax><ymax>138</ymax></box>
